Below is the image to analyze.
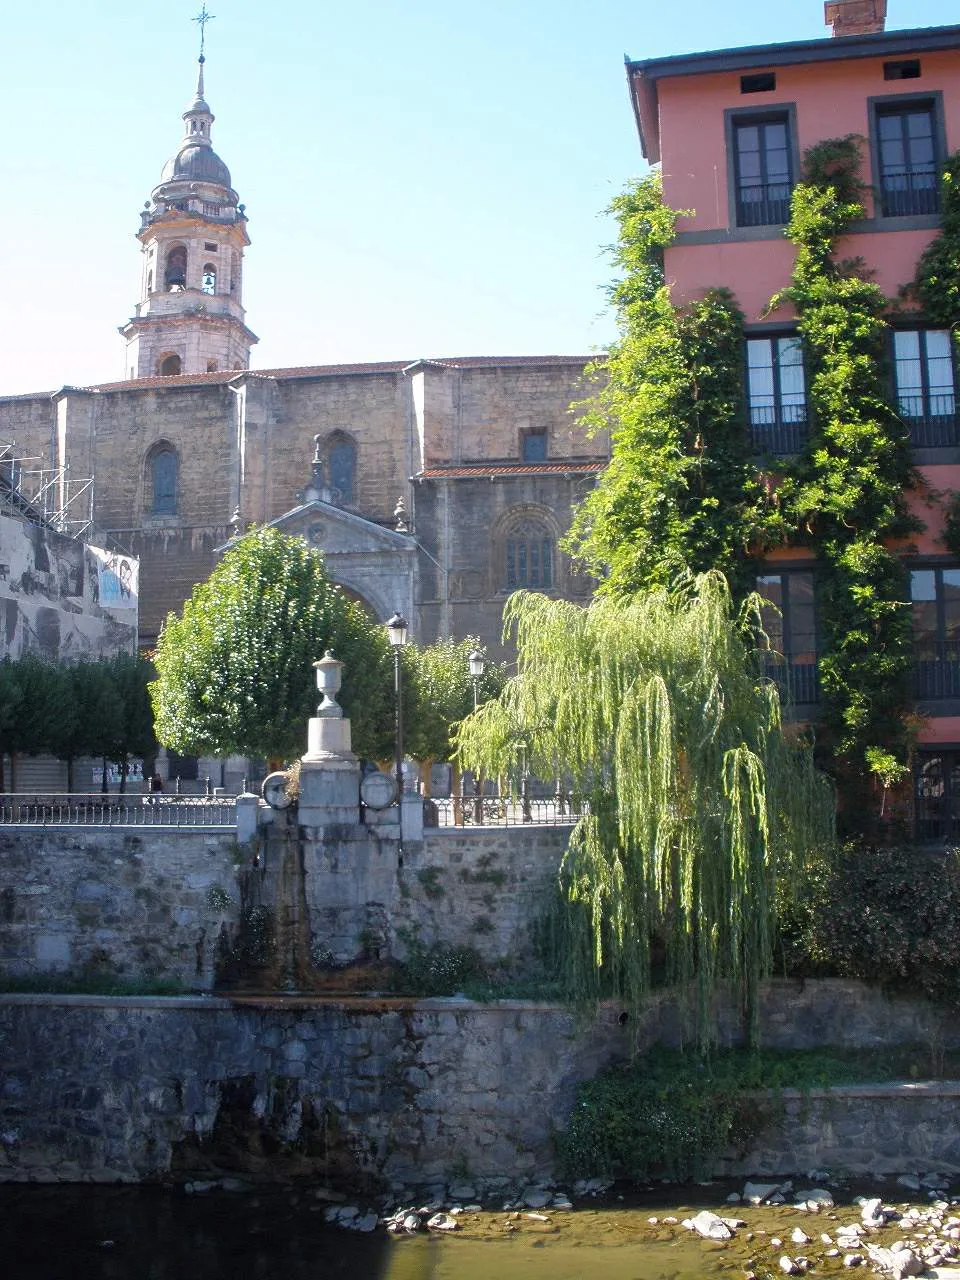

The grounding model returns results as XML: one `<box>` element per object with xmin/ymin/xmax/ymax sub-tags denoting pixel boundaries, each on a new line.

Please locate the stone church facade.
<box><xmin>0</xmin><ymin>57</ymin><xmax>608</xmax><ymax>662</ymax></box>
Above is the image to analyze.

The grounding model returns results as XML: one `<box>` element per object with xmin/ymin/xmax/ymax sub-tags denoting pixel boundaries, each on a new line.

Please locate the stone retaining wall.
<box><xmin>0</xmin><ymin>824</ymin><xmax>572</xmax><ymax>984</ymax></box>
<box><xmin>3</xmin><ymin>981</ymin><xmax>960</xmax><ymax>1187</ymax></box>
<box><xmin>0</xmin><ymin>829</ymin><xmax>240</xmax><ymax>989</ymax></box>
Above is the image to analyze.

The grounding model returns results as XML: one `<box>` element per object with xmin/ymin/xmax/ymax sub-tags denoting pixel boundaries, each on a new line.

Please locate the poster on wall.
<box><xmin>91</xmin><ymin>760</ymin><xmax>145</xmax><ymax>786</ymax></box>
<box><xmin>88</xmin><ymin>545</ymin><xmax>139</xmax><ymax>610</ymax></box>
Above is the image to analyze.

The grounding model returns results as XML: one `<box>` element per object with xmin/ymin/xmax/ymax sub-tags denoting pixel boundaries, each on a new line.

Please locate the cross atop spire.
<box><xmin>193</xmin><ymin>5</ymin><xmax>215</xmax><ymax>60</ymax></box>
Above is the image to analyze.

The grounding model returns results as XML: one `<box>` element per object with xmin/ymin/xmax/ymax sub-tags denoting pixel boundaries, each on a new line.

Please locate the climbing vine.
<box><xmin>913</xmin><ymin>152</ymin><xmax>960</xmax><ymax>329</ymax></box>
<box><xmin>771</xmin><ymin>135</ymin><xmax>921</xmax><ymax>803</ymax></box>
<box><xmin>565</xmin><ymin>172</ymin><xmax>784</xmax><ymax>603</ymax></box>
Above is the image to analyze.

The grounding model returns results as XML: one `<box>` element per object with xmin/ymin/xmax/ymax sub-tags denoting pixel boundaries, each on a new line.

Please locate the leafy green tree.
<box><xmin>456</xmin><ymin>575</ymin><xmax>835</xmax><ymax>1043</ymax></box>
<box><xmin>150</xmin><ymin>527</ymin><xmax>394</xmax><ymax>762</ymax></box>
<box><xmin>3</xmin><ymin>654</ymin><xmax>63</xmax><ymax>791</ymax></box>
<box><xmin>564</xmin><ymin>173</ymin><xmax>784</xmax><ymax>602</ymax></box>
<box><xmin>0</xmin><ymin>659</ymin><xmax>23</xmax><ymax>791</ymax></box>
<box><xmin>406</xmin><ymin>637</ymin><xmax>505</xmax><ymax>766</ymax></box>
<box><xmin>102</xmin><ymin>654</ymin><xmax>157</xmax><ymax>792</ymax></box>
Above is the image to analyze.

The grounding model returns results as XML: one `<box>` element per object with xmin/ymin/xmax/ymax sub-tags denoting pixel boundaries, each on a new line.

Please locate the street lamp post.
<box><xmin>468</xmin><ymin>648</ymin><xmax>485</xmax><ymax>824</ymax></box>
<box><xmin>386</xmin><ymin>613</ymin><xmax>408</xmax><ymax>831</ymax></box>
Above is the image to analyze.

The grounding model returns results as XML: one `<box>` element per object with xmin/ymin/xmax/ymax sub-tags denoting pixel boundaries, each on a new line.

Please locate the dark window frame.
<box><xmin>744</xmin><ymin>330</ymin><xmax>809</xmax><ymax>456</ymax></box>
<box><xmin>502</xmin><ymin>516</ymin><xmax>556</xmax><ymax>593</ymax></box>
<box><xmin>325</xmin><ymin>433</ymin><xmax>357</xmax><ymax>505</ymax></box>
<box><xmin>914</xmin><ymin>747</ymin><xmax>960</xmax><ymax>843</ymax></box>
<box><xmin>756</xmin><ymin>567</ymin><xmax>820</xmax><ymax>708</ymax></box>
<box><xmin>868</xmin><ymin>91</ymin><xmax>945</xmax><ymax>219</ymax></box>
<box><xmin>724</xmin><ymin>103</ymin><xmax>799</xmax><ymax>231</ymax></box>
<box><xmin>911</xmin><ymin>564</ymin><xmax>960</xmax><ymax>704</ymax></box>
<box><xmin>892</xmin><ymin>325</ymin><xmax>959</xmax><ymax>449</ymax></box>
<box><xmin>520</xmin><ymin>429</ymin><xmax>548</xmax><ymax>463</ymax></box>
<box><xmin>149</xmin><ymin>446</ymin><xmax>178</xmax><ymax>515</ymax></box>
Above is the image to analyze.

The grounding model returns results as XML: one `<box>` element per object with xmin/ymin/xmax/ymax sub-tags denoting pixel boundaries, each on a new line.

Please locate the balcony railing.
<box><xmin>0</xmin><ymin>793</ymin><xmax>238</xmax><ymax>829</ymax></box>
<box><xmin>914</xmin><ymin>645</ymin><xmax>960</xmax><ymax>700</ymax></box>
<box><xmin>900</xmin><ymin>394</ymin><xmax>959</xmax><ymax>448</ymax></box>
<box><xmin>881</xmin><ymin>175</ymin><xmax>939</xmax><ymax>218</ymax></box>
<box><xmin>737</xmin><ymin>183</ymin><xmax>792</xmax><ymax>227</ymax></box>
<box><xmin>750</xmin><ymin>406</ymin><xmax>808</xmax><ymax>457</ymax></box>
<box><xmin>763</xmin><ymin>658</ymin><xmax>820</xmax><ymax>706</ymax></box>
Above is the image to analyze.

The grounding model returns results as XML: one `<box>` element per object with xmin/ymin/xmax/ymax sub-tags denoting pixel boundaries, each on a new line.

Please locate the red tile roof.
<box><xmin>417</xmin><ymin>461</ymin><xmax>606</xmax><ymax>479</ymax></box>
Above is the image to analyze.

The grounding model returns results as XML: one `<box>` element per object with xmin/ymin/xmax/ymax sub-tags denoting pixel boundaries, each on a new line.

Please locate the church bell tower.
<box><xmin>120</xmin><ymin>27</ymin><xmax>257</xmax><ymax>379</ymax></box>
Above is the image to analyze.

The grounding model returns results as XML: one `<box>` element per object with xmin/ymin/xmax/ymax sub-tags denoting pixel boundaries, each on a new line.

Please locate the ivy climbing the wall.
<box><xmin>770</xmin><ymin>136</ymin><xmax>920</xmax><ymax>810</ymax></box>
<box><xmin>913</xmin><ymin>152</ymin><xmax>960</xmax><ymax>329</ymax></box>
<box><xmin>565</xmin><ymin>172</ymin><xmax>784</xmax><ymax>603</ymax></box>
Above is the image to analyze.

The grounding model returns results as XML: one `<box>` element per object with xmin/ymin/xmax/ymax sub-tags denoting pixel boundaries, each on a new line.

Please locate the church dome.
<box><xmin>161</xmin><ymin>143</ymin><xmax>232</xmax><ymax>188</ymax></box>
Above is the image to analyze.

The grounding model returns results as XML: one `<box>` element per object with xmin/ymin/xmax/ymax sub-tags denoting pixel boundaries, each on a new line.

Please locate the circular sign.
<box><xmin>360</xmin><ymin>771</ymin><xmax>397</xmax><ymax>810</ymax></box>
<box><xmin>262</xmin><ymin>770</ymin><xmax>293</xmax><ymax>809</ymax></box>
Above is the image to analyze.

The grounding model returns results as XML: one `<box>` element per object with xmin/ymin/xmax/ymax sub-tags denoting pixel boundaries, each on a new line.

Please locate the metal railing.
<box><xmin>901</xmin><ymin>395</ymin><xmax>959</xmax><ymax>448</ymax></box>
<box><xmin>737</xmin><ymin>183</ymin><xmax>792</xmax><ymax>227</ymax></box>
<box><xmin>914</xmin><ymin>646</ymin><xmax>960</xmax><ymax>700</ymax></box>
<box><xmin>763</xmin><ymin>659</ymin><xmax>820</xmax><ymax>706</ymax></box>
<box><xmin>880</xmin><ymin>175</ymin><xmax>939</xmax><ymax>218</ymax></box>
<box><xmin>750</xmin><ymin>409</ymin><xmax>808</xmax><ymax>457</ymax></box>
<box><xmin>431</xmin><ymin>792</ymin><xmax>586</xmax><ymax>828</ymax></box>
<box><xmin>0</xmin><ymin>793</ymin><xmax>238</xmax><ymax>829</ymax></box>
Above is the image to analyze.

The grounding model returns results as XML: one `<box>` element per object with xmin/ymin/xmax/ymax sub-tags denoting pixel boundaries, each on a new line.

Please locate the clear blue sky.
<box><xmin>0</xmin><ymin>0</ymin><xmax>954</xmax><ymax>394</ymax></box>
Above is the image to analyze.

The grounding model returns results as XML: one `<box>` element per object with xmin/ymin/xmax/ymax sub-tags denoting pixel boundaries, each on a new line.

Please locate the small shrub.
<box><xmin>788</xmin><ymin>843</ymin><xmax>960</xmax><ymax>1007</ymax></box>
<box><xmin>389</xmin><ymin>935</ymin><xmax>485</xmax><ymax>996</ymax></box>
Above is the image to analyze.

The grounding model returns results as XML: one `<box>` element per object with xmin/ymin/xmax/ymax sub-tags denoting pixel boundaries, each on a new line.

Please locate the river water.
<box><xmin>6</xmin><ymin>1178</ymin><xmax>955</xmax><ymax>1280</ymax></box>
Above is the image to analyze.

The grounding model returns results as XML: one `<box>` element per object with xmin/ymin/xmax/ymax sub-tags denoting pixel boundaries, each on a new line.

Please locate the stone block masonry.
<box><xmin>0</xmin><ymin>829</ymin><xmax>241</xmax><ymax>990</ymax></box>
<box><xmin>3</xmin><ymin>982</ymin><xmax>960</xmax><ymax>1186</ymax></box>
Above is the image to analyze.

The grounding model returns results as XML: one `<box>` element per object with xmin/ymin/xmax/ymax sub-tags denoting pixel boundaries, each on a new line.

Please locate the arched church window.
<box><xmin>149</xmin><ymin>447</ymin><xmax>178</xmax><ymax>515</ymax></box>
<box><xmin>329</xmin><ymin>437</ymin><xmax>357</xmax><ymax>503</ymax></box>
<box><xmin>201</xmin><ymin>264</ymin><xmax>216</xmax><ymax>295</ymax></box>
<box><xmin>165</xmin><ymin>245</ymin><xmax>187</xmax><ymax>289</ymax></box>
<box><xmin>159</xmin><ymin>354</ymin><xmax>182</xmax><ymax>377</ymax></box>
<box><xmin>504</xmin><ymin>518</ymin><xmax>554</xmax><ymax>590</ymax></box>
<box><xmin>146</xmin><ymin>271</ymin><xmax>153</xmax><ymax>293</ymax></box>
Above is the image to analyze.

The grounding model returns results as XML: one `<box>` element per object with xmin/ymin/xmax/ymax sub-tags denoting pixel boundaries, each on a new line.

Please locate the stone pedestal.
<box><xmin>299</xmin><ymin>715</ymin><xmax>360</xmax><ymax>827</ymax></box>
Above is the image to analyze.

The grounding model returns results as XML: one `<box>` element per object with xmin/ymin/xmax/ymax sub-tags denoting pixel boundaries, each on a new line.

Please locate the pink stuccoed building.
<box><xmin>626</xmin><ymin>1</ymin><xmax>960</xmax><ymax>837</ymax></box>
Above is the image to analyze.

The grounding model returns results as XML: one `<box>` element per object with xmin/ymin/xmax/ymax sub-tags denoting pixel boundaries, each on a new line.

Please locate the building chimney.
<box><xmin>824</xmin><ymin>0</ymin><xmax>887</xmax><ymax>37</ymax></box>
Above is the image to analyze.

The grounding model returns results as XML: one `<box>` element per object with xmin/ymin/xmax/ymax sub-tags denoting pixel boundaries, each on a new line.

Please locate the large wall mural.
<box><xmin>0</xmin><ymin>515</ymin><xmax>137</xmax><ymax>661</ymax></box>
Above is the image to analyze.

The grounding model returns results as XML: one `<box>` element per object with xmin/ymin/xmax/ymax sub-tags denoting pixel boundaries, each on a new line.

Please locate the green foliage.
<box><xmin>150</xmin><ymin>527</ymin><xmax>395</xmax><ymax>762</ymax></box>
<box><xmin>388</xmin><ymin>932</ymin><xmax>486</xmax><ymax>996</ymax></box>
<box><xmin>456</xmin><ymin>573</ymin><xmax>835</xmax><ymax>1042</ymax></box>
<box><xmin>560</xmin><ymin>1043</ymin><xmax>960</xmax><ymax>1183</ymax></box>
<box><xmin>405</xmin><ymin>636</ymin><xmax>506</xmax><ymax>765</ymax></box>
<box><xmin>773</xmin><ymin>136</ymin><xmax>919</xmax><ymax>804</ymax></box>
<box><xmin>0</xmin><ymin>653</ymin><xmax>153</xmax><ymax>791</ymax></box>
<box><xmin>566</xmin><ymin>174</ymin><xmax>782</xmax><ymax>602</ymax></box>
<box><xmin>789</xmin><ymin>843</ymin><xmax>960</xmax><ymax>1008</ymax></box>
<box><xmin>913</xmin><ymin>152</ymin><xmax>960</xmax><ymax>327</ymax></box>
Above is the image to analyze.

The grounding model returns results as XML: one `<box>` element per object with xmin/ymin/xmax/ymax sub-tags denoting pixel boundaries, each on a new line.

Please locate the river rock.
<box><xmin>523</xmin><ymin>1190</ymin><xmax>552</xmax><ymax>1209</ymax></box>
<box><xmin>796</xmin><ymin>1189</ymin><xmax>834</xmax><ymax>1209</ymax></box>
<box><xmin>779</xmin><ymin>1256</ymin><xmax>799</xmax><ymax>1274</ymax></box>
<box><xmin>866</xmin><ymin>1244</ymin><xmax>924</xmax><ymax>1277</ymax></box>
<box><xmin>860</xmin><ymin>1198</ymin><xmax>887</xmax><ymax>1227</ymax></box>
<box><xmin>843</xmin><ymin>1256</ymin><xmax>864</xmax><ymax>1268</ymax></box>
<box><xmin>898</xmin><ymin>1175</ymin><xmax>923</xmax><ymax>1191</ymax></box>
<box><xmin>792</xmin><ymin>1228</ymin><xmax>811</xmax><ymax>1245</ymax></box>
<box><xmin>355</xmin><ymin>1213</ymin><xmax>378</xmax><ymax>1233</ymax></box>
<box><xmin>426</xmin><ymin>1213</ymin><xmax>458</xmax><ymax>1231</ymax></box>
<box><xmin>448</xmin><ymin>1183</ymin><xmax>476</xmax><ymax>1202</ymax></box>
<box><xmin>685</xmin><ymin>1210</ymin><xmax>733</xmax><ymax>1240</ymax></box>
<box><xmin>743</xmin><ymin>1182</ymin><xmax>784</xmax><ymax>1205</ymax></box>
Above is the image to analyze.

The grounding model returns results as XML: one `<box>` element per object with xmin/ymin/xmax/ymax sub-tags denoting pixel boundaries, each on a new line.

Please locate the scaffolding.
<box><xmin>0</xmin><ymin>439</ymin><xmax>94</xmax><ymax>540</ymax></box>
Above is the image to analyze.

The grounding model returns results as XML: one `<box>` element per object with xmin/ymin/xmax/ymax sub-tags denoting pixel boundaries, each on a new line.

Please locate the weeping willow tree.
<box><xmin>456</xmin><ymin>572</ymin><xmax>835</xmax><ymax>1042</ymax></box>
